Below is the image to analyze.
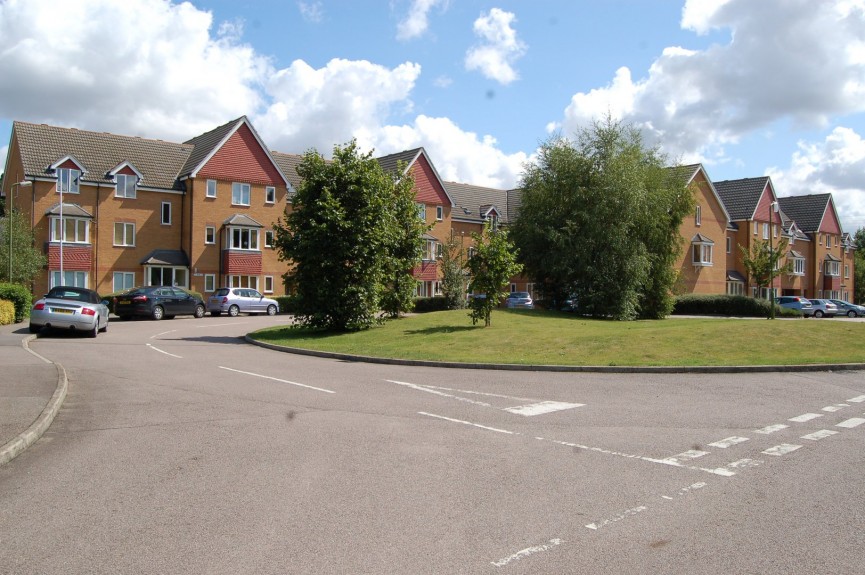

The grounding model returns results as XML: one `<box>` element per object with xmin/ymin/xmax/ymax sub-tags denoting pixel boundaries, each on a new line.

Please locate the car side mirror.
<box><xmin>101</xmin><ymin>300</ymin><xmax>110</xmax><ymax>306</ymax></box>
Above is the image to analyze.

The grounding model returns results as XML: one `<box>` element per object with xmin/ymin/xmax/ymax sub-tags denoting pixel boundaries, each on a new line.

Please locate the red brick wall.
<box><xmin>224</xmin><ymin>251</ymin><xmax>263</xmax><ymax>274</ymax></box>
<box><xmin>197</xmin><ymin>124</ymin><xmax>285</xmax><ymax>186</ymax></box>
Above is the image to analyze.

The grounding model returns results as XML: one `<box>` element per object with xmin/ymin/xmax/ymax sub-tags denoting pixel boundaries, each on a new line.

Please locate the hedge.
<box><xmin>0</xmin><ymin>299</ymin><xmax>15</xmax><ymax>325</ymax></box>
<box><xmin>672</xmin><ymin>294</ymin><xmax>801</xmax><ymax>318</ymax></box>
<box><xmin>0</xmin><ymin>283</ymin><xmax>33</xmax><ymax>323</ymax></box>
<box><xmin>412</xmin><ymin>296</ymin><xmax>450</xmax><ymax>313</ymax></box>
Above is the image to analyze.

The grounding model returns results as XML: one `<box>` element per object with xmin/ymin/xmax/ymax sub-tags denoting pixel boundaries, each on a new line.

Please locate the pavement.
<box><xmin>0</xmin><ymin>321</ymin><xmax>67</xmax><ymax>466</ymax></box>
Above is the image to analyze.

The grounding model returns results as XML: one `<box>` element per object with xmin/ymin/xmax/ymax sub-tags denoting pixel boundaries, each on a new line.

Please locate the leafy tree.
<box><xmin>854</xmin><ymin>228</ymin><xmax>865</xmax><ymax>304</ymax></box>
<box><xmin>440</xmin><ymin>230</ymin><xmax>468</xmax><ymax>309</ymax></box>
<box><xmin>510</xmin><ymin>117</ymin><xmax>694</xmax><ymax>320</ymax></box>
<box><xmin>466</xmin><ymin>222</ymin><xmax>522</xmax><ymax>327</ymax></box>
<box><xmin>1</xmin><ymin>209</ymin><xmax>48</xmax><ymax>284</ymax></box>
<box><xmin>273</xmin><ymin>140</ymin><xmax>423</xmax><ymax>331</ymax></box>
<box><xmin>739</xmin><ymin>237</ymin><xmax>793</xmax><ymax>319</ymax></box>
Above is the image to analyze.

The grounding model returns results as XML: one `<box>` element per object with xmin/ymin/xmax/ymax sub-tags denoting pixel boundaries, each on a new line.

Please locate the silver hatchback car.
<box><xmin>207</xmin><ymin>288</ymin><xmax>279</xmax><ymax>317</ymax></box>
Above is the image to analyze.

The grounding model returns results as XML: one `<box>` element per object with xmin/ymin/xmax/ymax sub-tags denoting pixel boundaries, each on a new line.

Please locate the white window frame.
<box><xmin>57</xmin><ymin>168</ymin><xmax>80</xmax><ymax>194</ymax></box>
<box><xmin>762</xmin><ymin>223</ymin><xmax>769</xmax><ymax>240</ymax></box>
<box><xmin>264</xmin><ymin>276</ymin><xmax>274</xmax><ymax>293</ymax></box>
<box><xmin>206</xmin><ymin>179</ymin><xmax>217</xmax><ymax>198</ymax></box>
<box><xmin>204</xmin><ymin>274</ymin><xmax>216</xmax><ymax>293</ymax></box>
<box><xmin>416</xmin><ymin>202</ymin><xmax>426</xmax><ymax>221</ymax></box>
<box><xmin>695</xmin><ymin>205</ymin><xmax>702</xmax><ymax>226</ymax></box>
<box><xmin>145</xmin><ymin>265</ymin><xmax>188</xmax><ymax>288</ymax></box>
<box><xmin>52</xmin><ymin>217</ymin><xmax>90</xmax><ymax>244</ymax></box>
<box><xmin>228</xmin><ymin>275</ymin><xmax>259</xmax><ymax>290</ymax></box>
<box><xmin>845</xmin><ymin>264</ymin><xmax>850</xmax><ymax>278</ymax></box>
<box><xmin>265</xmin><ymin>230</ymin><xmax>274</xmax><ymax>248</ymax></box>
<box><xmin>436</xmin><ymin>205</ymin><xmax>443</xmax><ymax>221</ymax></box>
<box><xmin>50</xmin><ymin>270</ymin><xmax>88</xmax><ymax>289</ymax></box>
<box><xmin>692</xmin><ymin>242</ymin><xmax>713</xmax><ymax>266</ymax></box>
<box><xmin>753</xmin><ymin>221</ymin><xmax>758</xmax><ymax>236</ymax></box>
<box><xmin>726</xmin><ymin>237</ymin><xmax>731</xmax><ymax>254</ymax></box>
<box><xmin>825</xmin><ymin>260</ymin><xmax>840</xmax><ymax>277</ymax></box>
<box><xmin>205</xmin><ymin>226</ymin><xmax>215</xmax><ymax>245</ymax></box>
<box><xmin>115</xmin><ymin>173</ymin><xmax>137</xmax><ymax>199</ymax></box>
<box><xmin>161</xmin><ymin>202</ymin><xmax>172</xmax><ymax>225</ymax></box>
<box><xmin>232</xmin><ymin>182</ymin><xmax>251</xmax><ymax>206</ymax></box>
<box><xmin>113</xmin><ymin>222</ymin><xmax>135</xmax><ymax>247</ymax></box>
<box><xmin>792</xmin><ymin>257</ymin><xmax>805</xmax><ymax>276</ymax></box>
<box><xmin>265</xmin><ymin>186</ymin><xmax>276</xmax><ymax>204</ymax></box>
<box><xmin>228</xmin><ymin>227</ymin><xmax>259</xmax><ymax>251</ymax></box>
<box><xmin>112</xmin><ymin>272</ymin><xmax>135</xmax><ymax>292</ymax></box>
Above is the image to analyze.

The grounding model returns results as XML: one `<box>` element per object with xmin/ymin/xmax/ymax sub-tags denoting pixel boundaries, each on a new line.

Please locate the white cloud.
<box><xmin>465</xmin><ymin>8</ymin><xmax>526</xmax><ymax>85</ymax></box>
<box><xmin>396</xmin><ymin>0</ymin><xmax>447</xmax><ymax>41</ymax></box>
<box><xmin>767</xmin><ymin>127</ymin><xmax>865</xmax><ymax>230</ymax></box>
<box><xmin>298</xmin><ymin>1</ymin><xmax>323</xmax><ymax>23</ymax></box>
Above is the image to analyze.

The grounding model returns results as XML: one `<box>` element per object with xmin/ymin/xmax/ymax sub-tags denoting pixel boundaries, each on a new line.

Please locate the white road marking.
<box><xmin>662</xmin><ymin>450</ymin><xmax>709</xmax><ymax>464</ymax></box>
<box><xmin>387</xmin><ymin>380</ymin><xmax>493</xmax><ymax>407</ymax></box>
<box><xmin>150</xmin><ymin>330</ymin><xmax>177</xmax><ymax>339</ymax></box>
<box><xmin>755</xmin><ymin>424</ymin><xmax>788</xmax><ymax>434</ymax></box>
<box><xmin>836</xmin><ymin>417</ymin><xmax>865</xmax><ymax>428</ymax></box>
<box><xmin>763</xmin><ymin>444</ymin><xmax>802</xmax><ymax>456</ymax></box>
<box><xmin>491</xmin><ymin>539</ymin><xmax>563</xmax><ymax>567</ymax></box>
<box><xmin>146</xmin><ymin>344</ymin><xmax>182</xmax><ymax>358</ymax></box>
<box><xmin>422</xmin><ymin>385</ymin><xmax>535</xmax><ymax>402</ymax></box>
<box><xmin>503</xmin><ymin>401</ymin><xmax>584</xmax><ymax>417</ymax></box>
<box><xmin>708</xmin><ymin>436</ymin><xmax>750</xmax><ymax>449</ymax></box>
<box><xmin>219</xmin><ymin>366</ymin><xmax>334</xmax><ymax>394</ymax></box>
<box><xmin>847</xmin><ymin>394</ymin><xmax>865</xmax><ymax>403</ymax></box>
<box><xmin>586</xmin><ymin>506</ymin><xmax>648</xmax><ymax>530</ymax></box>
<box><xmin>801</xmin><ymin>429</ymin><xmax>839</xmax><ymax>441</ymax></box>
<box><xmin>418</xmin><ymin>412</ymin><xmax>515</xmax><ymax>435</ymax></box>
<box><xmin>821</xmin><ymin>404</ymin><xmax>848</xmax><ymax>412</ymax></box>
<box><xmin>727</xmin><ymin>458</ymin><xmax>761</xmax><ymax>469</ymax></box>
<box><xmin>789</xmin><ymin>413</ymin><xmax>823</xmax><ymax>423</ymax></box>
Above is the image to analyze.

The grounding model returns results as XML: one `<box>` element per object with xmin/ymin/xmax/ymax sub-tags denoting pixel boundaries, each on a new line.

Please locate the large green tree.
<box><xmin>854</xmin><ymin>228</ymin><xmax>865</xmax><ymax>304</ymax></box>
<box><xmin>439</xmin><ymin>230</ymin><xmax>468</xmax><ymax>309</ymax></box>
<box><xmin>273</xmin><ymin>141</ymin><xmax>424</xmax><ymax>331</ymax></box>
<box><xmin>510</xmin><ymin>117</ymin><xmax>694</xmax><ymax>320</ymax></box>
<box><xmin>1</xmin><ymin>209</ymin><xmax>47</xmax><ymax>284</ymax></box>
<box><xmin>466</xmin><ymin>222</ymin><xmax>522</xmax><ymax>327</ymax></box>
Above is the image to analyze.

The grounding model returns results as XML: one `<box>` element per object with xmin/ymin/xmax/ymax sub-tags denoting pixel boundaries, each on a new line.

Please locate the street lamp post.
<box><xmin>769</xmin><ymin>200</ymin><xmax>779</xmax><ymax>320</ymax></box>
<box><xmin>6</xmin><ymin>180</ymin><xmax>31</xmax><ymax>282</ymax></box>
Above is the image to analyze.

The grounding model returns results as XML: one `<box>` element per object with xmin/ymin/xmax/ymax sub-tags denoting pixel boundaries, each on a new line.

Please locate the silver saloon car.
<box><xmin>29</xmin><ymin>286</ymin><xmax>109</xmax><ymax>337</ymax></box>
<box><xmin>207</xmin><ymin>288</ymin><xmax>279</xmax><ymax>317</ymax></box>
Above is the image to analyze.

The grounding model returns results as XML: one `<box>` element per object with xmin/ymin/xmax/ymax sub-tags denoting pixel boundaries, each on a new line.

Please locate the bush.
<box><xmin>672</xmin><ymin>294</ymin><xmax>801</xmax><ymax>318</ymax></box>
<box><xmin>0</xmin><ymin>283</ymin><xmax>32</xmax><ymax>322</ymax></box>
<box><xmin>413</xmin><ymin>296</ymin><xmax>450</xmax><ymax>313</ymax></box>
<box><xmin>274</xmin><ymin>295</ymin><xmax>297</xmax><ymax>314</ymax></box>
<box><xmin>0</xmin><ymin>299</ymin><xmax>15</xmax><ymax>325</ymax></box>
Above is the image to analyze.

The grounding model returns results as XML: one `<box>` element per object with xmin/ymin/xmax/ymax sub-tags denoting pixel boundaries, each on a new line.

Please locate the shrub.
<box><xmin>0</xmin><ymin>283</ymin><xmax>32</xmax><ymax>322</ymax></box>
<box><xmin>0</xmin><ymin>299</ymin><xmax>15</xmax><ymax>325</ymax></box>
<box><xmin>274</xmin><ymin>295</ymin><xmax>297</xmax><ymax>314</ymax></box>
<box><xmin>672</xmin><ymin>294</ymin><xmax>800</xmax><ymax>318</ymax></box>
<box><xmin>413</xmin><ymin>296</ymin><xmax>450</xmax><ymax>313</ymax></box>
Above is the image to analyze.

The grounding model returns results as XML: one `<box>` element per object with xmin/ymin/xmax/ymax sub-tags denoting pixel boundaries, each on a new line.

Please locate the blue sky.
<box><xmin>2</xmin><ymin>0</ymin><xmax>864</xmax><ymax>229</ymax></box>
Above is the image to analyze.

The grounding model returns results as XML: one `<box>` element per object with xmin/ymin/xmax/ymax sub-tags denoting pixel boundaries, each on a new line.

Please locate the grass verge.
<box><xmin>248</xmin><ymin>309</ymin><xmax>865</xmax><ymax>367</ymax></box>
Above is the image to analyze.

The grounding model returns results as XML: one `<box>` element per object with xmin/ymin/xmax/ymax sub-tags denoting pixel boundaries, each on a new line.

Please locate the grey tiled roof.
<box><xmin>376</xmin><ymin>148</ymin><xmax>422</xmax><ymax>175</ymax></box>
<box><xmin>271</xmin><ymin>151</ymin><xmax>304</xmax><ymax>192</ymax></box>
<box><xmin>45</xmin><ymin>203</ymin><xmax>93</xmax><ymax>218</ymax></box>
<box><xmin>139</xmin><ymin>249</ymin><xmax>189</xmax><ymax>266</ymax></box>
<box><xmin>179</xmin><ymin>117</ymin><xmax>245</xmax><ymax>179</ymax></box>
<box><xmin>14</xmin><ymin>121</ymin><xmax>192</xmax><ymax>191</ymax></box>
<box><xmin>445</xmin><ymin>181</ymin><xmax>514</xmax><ymax>224</ymax></box>
<box><xmin>223</xmin><ymin>214</ymin><xmax>264</xmax><ymax>228</ymax></box>
<box><xmin>714</xmin><ymin>177</ymin><xmax>770</xmax><ymax>221</ymax></box>
<box><xmin>777</xmin><ymin>194</ymin><xmax>832</xmax><ymax>233</ymax></box>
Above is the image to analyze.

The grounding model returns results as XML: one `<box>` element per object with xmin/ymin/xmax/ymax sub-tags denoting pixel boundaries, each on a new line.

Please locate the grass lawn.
<box><xmin>249</xmin><ymin>309</ymin><xmax>865</xmax><ymax>367</ymax></box>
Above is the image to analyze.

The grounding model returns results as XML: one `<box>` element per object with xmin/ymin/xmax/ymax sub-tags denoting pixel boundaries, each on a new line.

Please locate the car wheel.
<box><xmin>152</xmin><ymin>305</ymin><xmax>165</xmax><ymax>320</ymax></box>
<box><xmin>100</xmin><ymin>320</ymin><xmax>108</xmax><ymax>333</ymax></box>
<box><xmin>228</xmin><ymin>305</ymin><xmax>240</xmax><ymax>317</ymax></box>
<box><xmin>814</xmin><ymin>310</ymin><xmax>824</xmax><ymax>318</ymax></box>
<box><xmin>266</xmin><ymin>304</ymin><xmax>277</xmax><ymax>316</ymax></box>
<box><xmin>88</xmin><ymin>323</ymin><xmax>98</xmax><ymax>338</ymax></box>
<box><xmin>194</xmin><ymin>304</ymin><xmax>205</xmax><ymax>318</ymax></box>
<box><xmin>28</xmin><ymin>324</ymin><xmax>40</xmax><ymax>334</ymax></box>
<box><xmin>210</xmin><ymin>311</ymin><xmax>221</xmax><ymax>317</ymax></box>
<box><xmin>848</xmin><ymin>310</ymin><xmax>857</xmax><ymax>318</ymax></box>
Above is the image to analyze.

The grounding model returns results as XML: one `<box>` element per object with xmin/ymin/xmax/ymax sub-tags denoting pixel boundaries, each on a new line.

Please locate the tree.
<box><xmin>1</xmin><ymin>209</ymin><xmax>47</xmax><ymax>284</ymax></box>
<box><xmin>439</xmin><ymin>230</ymin><xmax>468</xmax><ymax>309</ymax></box>
<box><xmin>510</xmin><ymin>117</ymin><xmax>694</xmax><ymax>320</ymax></box>
<box><xmin>273</xmin><ymin>140</ymin><xmax>424</xmax><ymax>331</ymax></box>
<box><xmin>466</xmin><ymin>222</ymin><xmax>522</xmax><ymax>327</ymax></box>
<box><xmin>739</xmin><ymin>237</ymin><xmax>793</xmax><ymax>318</ymax></box>
<box><xmin>854</xmin><ymin>228</ymin><xmax>865</xmax><ymax>304</ymax></box>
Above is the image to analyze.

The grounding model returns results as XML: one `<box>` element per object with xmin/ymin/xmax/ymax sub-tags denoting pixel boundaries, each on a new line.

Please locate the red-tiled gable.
<box><xmin>411</xmin><ymin>153</ymin><xmax>450</xmax><ymax>205</ymax></box>
<box><xmin>197</xmin><ymin>123</ymin><xmax>285</xmax><ymax>186</ymax></box>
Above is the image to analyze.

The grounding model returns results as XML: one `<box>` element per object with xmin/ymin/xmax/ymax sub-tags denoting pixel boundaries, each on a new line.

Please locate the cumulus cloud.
<box><xmin>559</xmin><ymin>0</ymin><xmax>865</xmax><ymax>166</ymax></box>
<box><xmin>465</xmin><ymin>8</ymin><xmax>526</xmax><ymax>85</ymax></box>
<box><xmin>396</xmin><ymin>0</ymin><xmax>447</xmax><ymax>41</ymax></box>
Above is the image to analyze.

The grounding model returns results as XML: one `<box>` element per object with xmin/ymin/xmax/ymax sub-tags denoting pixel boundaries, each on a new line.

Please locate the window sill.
<box><xmin>692</xmin><ymin>262</ymin><xmax>713</xmax><ymax>267</ymax></box>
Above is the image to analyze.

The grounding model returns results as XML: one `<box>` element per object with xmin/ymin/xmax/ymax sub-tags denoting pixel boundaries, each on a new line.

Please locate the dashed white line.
<box><xmin>661</xmin><ymin>450</ymin><xmax>709</xmax><ymax>464</ymax></box>
<box><xmin>421</xmin><ymin>385</ymin><xmax>534</xmax><ymax>402</ymax></box>
<box><xmin>755</xmin><ymin>424</ymin><xmax>788</xmax><ymax>434</ymax></box>
<box><xmin>219</xmin><ymin>366</ymin><xmax>335</xmax><ymax>394</ymax></box>
<box><xmin>418</xmin><ymin>412</ymin><xmax>515</xmax><ymax>435</ymax></box>
<box><xmin>708</xmin><ymin>436</ymin><xmax>750</xmax><ymax>449</ymax></box>
<box><xmin>150</xmin><ymin>330</ymin><xmax>177</xmax><ymax>339</ymax></box>
<box><xmin>789</xmin><ymin>413</ymin><xmax>823</xmax><ymax>423</ymax></box>
<box><xmin>801</xmin><ymin>429</ymin><xmax>839</xmax><ymax>441</ymax></box>
<box><xmin>763</xmin><ymin>444</ymin><xmax>802</xmax><ymax>456</ymax></box>
<box><xmin>503</xmin><ymin>401</ymin><xmax>584</xmax><ymax>417</ymax></box>
<box><xmin>847</xmin><ymin>394</ymin><xmax>865</xmax><ymax>403</ymax></box>
<box><xmin>586</xmin><ymin>506</ymin><xmax>648</xmax><ymax>530</ymax></box>
<box><xmin>821</xmin><ymin>404</ymin><xmax>848</xmax><ymax>412</ymax></box>
<box><xmin>727</xmin><ymin>458</ymin><xmax>761</xmax><ymax>469</ymax></box>
<box><xmin>491</xmin><ymin>539</ymin><xmax>563</xmax><ymax>567</ymax></box>
<box><xmin>146</xmin><ymin>343</ymin><xmax>182</xmax><ymax>358</ymax></box>
<box><xmin>387</xmin><ymin>380</ymin><xmax>493</xmax><ymax>407</ymax></box>
<box><xmin>836</xmin><ymin>417</ymin><xmax>865</xmax><ymax>428</ymax></box>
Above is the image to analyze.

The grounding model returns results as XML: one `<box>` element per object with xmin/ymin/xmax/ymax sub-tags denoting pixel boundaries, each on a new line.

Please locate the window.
<box><xmin>264</xmin><ymin>276</ymin><xmax>274</xmax><ymax>293</ymax></box>
<box><xmin>825</xmin><ymin>260</ymin><xmax>840</xmax><ymax>276</ymax></box>
<box><xmin>232</xmin><ymin>182</ymin><xmax>251</xmax><ymax>206</ymax></box>
<box><xmin>115</xmin><ymin>173</ymin><xmax>137</xmax><ymax>198</ymax></box>
<box><xmin>416</xmin><ymin>202</ymin><xmax>426</xmax><ymax>221</ymax></box>
<box><xmin>762</xmin><ymin>223</ymin><xmax>769</xmax><ymax>240</ymax></box>
<box><xmin>113</xmin><ymin>222</ymin><xmax>135</xmax><ymax>246</ymax></box>
<box><xmin>50</xmin><ymin>270</ymin><xmax>87</xmax><ymax>288</ymax></box>
<box><xmin>205</xmin><ymin>226</ymin><xmax>215</xmax><ymax>244</ymax></box>
<box><xmin>57</xmin><ymin>168</ymin><xmax>80</xmax><ymax>194</ymax></box>
<box><xmin>265</xmin><ymin>186</ymin><xmax>276</xmax><ymax>204</ymax></box>
<box><xmin>726</xmin><ymin>237</ymin><xmax>731</xmax><ymax>254</ymax></box>
<box><xmin>113</xmin><ymin>272</ymin><xmax>135</xmax><ymax>292</ymax></box>
<box><xmin>436</xmin><ymin>206</ymin><xmax>443</xmax><ymax>221</ymax></box>
<box><xmin>265</xmin><ymin>230</ymin><xmax>274</xmax><ymax>248</ymax></box>
<box><xmin>773</xmin><ymin>224</ymin><xmax>778</xmax><ymax>238</ymax></box>
<box><xmin>753</xmin><ymin>221</ymin><xmax>758</xmax><ymax>236</ymax></box>
<box><xmin>726</xmin><ymin>281</ymin><xmax>744</xmax><ymax>296</ymax></box>
<box><xmin>161</xmin><ymin>202</ymin><xmax>171</xmax><ymax>225</ymax></box>
<box><xmin>206</xmin><ymin>179</ymin><xmax>217</xmax><ymax>198</ymax></box>
<box><xmin>793</xmin><ymin>257</ymin><xmax>805</xmax><ymax>276</ymax></box>
<box><xmin>436</xmin><ymin>242</ymin><xmax>443</xmax><ymax>258</ymax></box>
<box><xmin>204</xmin><ymin>274</ymin><xmax>216</xmax><ymax>292</ymax></box>
<box><xmin>147</xmin><ymin>266</ymin><xmax>187</xmax><ymax>288</ymax></box>
<box><xmin>229</xmin><ymin>227</ymin><xmax>259</xmax><ymax>250</ymax></box>
<box><xmin>228</xmin><ymin>275</ymin><xmax>259</xmax><ymax>290</ymax></box>
<box><xmin>423</xmin><ymin>239</ymin><xmax>437</xmax><ymax>260</ymax></box>
<box><xmin>52</xmin><ymin>217</ymin><xmax>89</xmax><ymax>243</ymax></box>
<box><xmin>692</xmin><ymin>243</ymin><xmax>713</xmax><ymax>266</ymax></box>
<box><xmin>695</xmin><ymin>205</ymin><xmax>702</xmax><ymax>226</ymax></box>
<box><xmin>845</xmin><ymin>264</ymin><xmax>850</xmax><ymax>278</ymax></box>
<box><xmin>819</xmin><ymin>234</ymin><xmax>823</xmax><ymax>246</ymax></box>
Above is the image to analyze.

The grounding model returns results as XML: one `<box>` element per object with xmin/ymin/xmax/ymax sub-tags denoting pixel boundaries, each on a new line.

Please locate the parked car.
<box><xmin>114</xmin><ymin>286</ymin><xmax>205</xmax><ymax>320</ymax></box>
<box><xmin>207</xmin><ymin>288</ymin><xmax>279</xmax><ymax>317</ymax></box>
<box><xmin>505</xmin><ymin>291</ymin><xmax>534</xmax><ymax>309</ymax></box>
<box><xmin>829</xmin><ymin>299</ymin><xmax>865</xmax><ymax>317</ymax></box>
<box><xmin>29</xmin><ymin>286</ymin><xmax>109</xmax><ymax>337</ymax></box>
<box><xmin>808</xmin><ymin>299</ymin><xmax>837</xmax><ymax>318</ymax></box>
<box><xmin>775</xmin><ymin>296</ymin><xmax>813</xmax><ymax>317</ymax></box>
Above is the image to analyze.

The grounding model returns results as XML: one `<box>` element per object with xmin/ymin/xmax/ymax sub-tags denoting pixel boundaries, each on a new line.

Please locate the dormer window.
<box><xmin>115</xmin><ymin>174</ymin><xmax>137</xmax><ymax>198</ymax></box>
<box><xmin>57</xmin><ymin>168</ymin><xmax>80</xmax><ymax>194</ymax></box>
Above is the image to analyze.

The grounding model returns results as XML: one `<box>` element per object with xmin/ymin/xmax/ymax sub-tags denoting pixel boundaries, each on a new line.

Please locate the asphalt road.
<box><xmin>1</xmin><ymin>315</ymin><xmax>864</xmax><ymax>574</ymax></box>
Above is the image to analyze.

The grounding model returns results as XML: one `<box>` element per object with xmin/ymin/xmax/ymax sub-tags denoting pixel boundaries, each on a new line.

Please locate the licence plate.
<box><xmin>52</xmin><ymin>308</ymin><xmax>74</xmax><ymax>314</ymax></box>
